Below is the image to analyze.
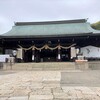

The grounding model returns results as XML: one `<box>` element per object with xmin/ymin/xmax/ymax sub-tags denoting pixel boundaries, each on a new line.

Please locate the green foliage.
<box><xmin>91</xmin><ymin>21</ymin><xmax>100</xmax><ymax>30</ymax></box>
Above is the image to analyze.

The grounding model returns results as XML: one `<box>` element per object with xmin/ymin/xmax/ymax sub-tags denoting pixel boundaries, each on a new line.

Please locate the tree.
<box><xmin>91</xmin><ymin>21</ymin><xmax>100</xmax><ymax>30</ymax></box>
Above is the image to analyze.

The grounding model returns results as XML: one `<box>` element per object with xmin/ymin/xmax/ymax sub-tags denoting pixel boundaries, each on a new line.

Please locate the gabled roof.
<box><xmin>1</xmin><ymin>19</ymin><xmax>100</xmax><ymax>38</ymax></box>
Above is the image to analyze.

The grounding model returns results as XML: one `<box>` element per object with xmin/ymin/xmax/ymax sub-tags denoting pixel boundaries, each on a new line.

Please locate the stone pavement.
<box><xmin>0</xmin><ymin>70</ymin><xmax>100</xmax><ymax>100</ymax></box>
<box><xmin>61</xmin><ymin>70</ymin><xmax>100</xmax><ymax>87</ymax></box>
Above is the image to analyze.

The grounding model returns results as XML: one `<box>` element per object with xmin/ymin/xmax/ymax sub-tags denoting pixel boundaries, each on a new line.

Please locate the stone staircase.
<box><xmin>3</xmin><ymin>62</ymin><xmax>76</xmax><ymax>70</ymax></box>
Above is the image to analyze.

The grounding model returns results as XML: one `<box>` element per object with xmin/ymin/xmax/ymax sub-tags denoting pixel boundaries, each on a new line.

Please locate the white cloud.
<box><xmin>0</xmin><ymin>0</ymin><xmax>99</xmax><ymax>33</ymax></box>
<box><xmin>0</xmin><ymin>16</ymin><xmax>13</xmax><ymax>34</ymax></box>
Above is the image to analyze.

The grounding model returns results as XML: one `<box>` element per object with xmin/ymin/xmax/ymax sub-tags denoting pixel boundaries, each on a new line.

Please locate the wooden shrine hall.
<box><xmin>0</xmin><ymin>19</ymin><xmax>100</xmax><ymax>62</ymax></box>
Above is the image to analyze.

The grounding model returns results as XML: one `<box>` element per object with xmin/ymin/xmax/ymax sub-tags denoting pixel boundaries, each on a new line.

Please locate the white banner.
<box><xmin>0</xmin><ymin>55</ymin><xmax>10</xmax><ymax>62</ymax></box>
<box><xmin>80</xmin><ymin>45</ymin><xmax>100</xmax><ymax>58</ymax></box>
<box><xmin>70</xmin><ymin>47</ymin><xmax>76</xmax><ymax>59</ymax></box>
<box><xmin>17</xmin><ymin>48</ymin><xmax>23</xmax><ymax>59</ymax></box>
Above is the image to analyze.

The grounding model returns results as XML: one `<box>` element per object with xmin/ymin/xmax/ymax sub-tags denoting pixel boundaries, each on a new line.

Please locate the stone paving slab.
<box><xmin>29</xmin><ymin>95</ymin><xmax>53</xmax><ymax>100</ymax></box>
<box><xmin>8</xmin><ymin>96</ymin><xmax>28</xmax><ymax>100</ymax></box>
<box><xmin>61</xmin><ymin>70</ymin><xmax>100</xmax><ymax>87</ymax></box>
<box><xmin>0</xmin><ymin>71</ymin><xmax>100</xmax><ymax>100</ymax></box>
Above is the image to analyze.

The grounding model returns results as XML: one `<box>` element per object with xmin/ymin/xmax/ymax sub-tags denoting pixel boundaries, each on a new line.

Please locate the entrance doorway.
<box><xmin>23</xmin><ymin>48</ymin><xmax>71</xmax><ymax>62</ymax></box>
<box><xmin>40</xmin><ymin>49</ymin><xmax>57</xmax><ymax>62</ymax></box>
<box><xmin>61</xmin><ymin>49</ymin><xmax>70</xmax><ymax>61</ymax></box>
<box><xmin>23</xmin><ymin>49</ymin><xmax>32</xmax><ymax>62</ymax></box>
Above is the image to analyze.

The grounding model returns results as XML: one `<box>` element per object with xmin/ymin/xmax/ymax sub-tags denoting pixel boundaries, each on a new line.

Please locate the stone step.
<box><xmin>3</xmin><ymin>62</ymin><xmax>76</xmax><ymax>70</ymax></box>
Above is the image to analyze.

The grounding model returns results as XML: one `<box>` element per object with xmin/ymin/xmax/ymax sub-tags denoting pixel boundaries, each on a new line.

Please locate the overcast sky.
<box><xmin>0</xmin><ymin>0</ymin><xmax>100</xmax><ymax>34</ymax></box>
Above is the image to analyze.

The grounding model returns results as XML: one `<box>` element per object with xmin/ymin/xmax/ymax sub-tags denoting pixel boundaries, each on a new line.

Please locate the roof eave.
<box><xmin>0</xmin><ymin>32</ymin><xmax>93</xmax><ymax>39</ymax></box>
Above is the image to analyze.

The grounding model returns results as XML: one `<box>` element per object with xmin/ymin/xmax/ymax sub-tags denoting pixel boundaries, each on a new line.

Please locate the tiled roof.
<box><xmin>1</xmin><ymin>19</ymin><xmax>100</xmax><ymax>37</ymax></box>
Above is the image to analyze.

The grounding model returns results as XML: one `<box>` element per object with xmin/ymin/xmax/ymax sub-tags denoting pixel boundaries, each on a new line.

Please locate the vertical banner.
<box><xmin>32</xmin><ymin>50</ymin><xmax>35</xmax><ymax>61</ymax></box>
<box><xmin>70</xmin><ymin>47</ymin><xmax>76</xmax><ymax>59</ymax></box>
<box><xmin>32</xmin><ymin>55</ymin><xmax>34</xmax><ymax>61</ymax></box>
<box><xmin>58</xmin><ymin>54</ymin><xmax>61</xmax><ymax>60</ymax></box>
<box><xmin>17</xmin><ymin>48</ymin><xmax>23</xmax><ymax>60</ymax></box>
<box><xmin>57</xmin><ymin>49</ymin><xmax>61</xmax><ymax>61</ymax></box>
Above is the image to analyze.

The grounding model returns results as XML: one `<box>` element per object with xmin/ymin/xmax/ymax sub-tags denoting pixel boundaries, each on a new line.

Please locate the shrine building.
<box><xmin>0</xmin><ymin>19</ymin><xmax>100</xmax><ymax>62</ymax></box>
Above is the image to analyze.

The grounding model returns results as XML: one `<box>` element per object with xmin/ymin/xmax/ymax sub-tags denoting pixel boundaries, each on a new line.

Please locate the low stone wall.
<box><xmin>2</xmin><ymin>61</ymin><xmax>100</xmax><ymax>71</ymax></box>
<box><xmin>2</xmin><ymin>62</ymin><xmax>76</xmax><ymax>71</ymax></box>
<box><xmin>75</xmin><ymin>60</ymin><xmax>89</xmax><ymax>70</ymax></box>
<box><xmin>0</xmin><ymin>63</ymin><xmax>3</xmax><ymax>70</ymax></box>
<box><xmin>89</xmin><ymin>61</ymin><xmax>100</xmax><ymax>70</ymax></box>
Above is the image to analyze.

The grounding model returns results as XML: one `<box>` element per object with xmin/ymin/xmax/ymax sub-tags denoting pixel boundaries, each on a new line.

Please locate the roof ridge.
<box><xmin>15</xmin><ymin>19</ymin><xmax>87</xmax><ymax>26</ymax></box>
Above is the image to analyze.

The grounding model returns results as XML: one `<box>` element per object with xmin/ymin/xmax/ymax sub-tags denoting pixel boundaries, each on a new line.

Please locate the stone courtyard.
<box><xmin>0</xmin><ymin>70</ymin><xmax>100</xmax><ymax>100</ymax></box>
